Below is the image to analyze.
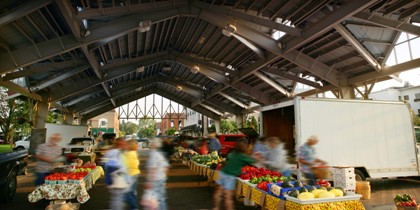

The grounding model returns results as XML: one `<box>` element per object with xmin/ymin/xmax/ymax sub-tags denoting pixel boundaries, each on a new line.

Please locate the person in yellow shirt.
<box><xmin>123</xmin><ymin>139</ymin><xmax>141</xmax><ymax>210</ymax></box>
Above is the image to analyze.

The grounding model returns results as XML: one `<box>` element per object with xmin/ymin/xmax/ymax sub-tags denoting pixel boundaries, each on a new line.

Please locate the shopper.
<box><xmin>208</xmin><ymin>132</ymin><xmax>221</xmax><ymax>154</ymax></box>
<box><xmin>143</xmin><ymin>138</ymin><xmax>170</xmax><ymax>210</ymax></box>
<box><xmin>104</xmin><ymin>138</ymin><xmax>130</xmax><ymax>210</ymax></box>
<box><xmin>252</xmin><ymin>136</ymin><xmax>268</xmax><ymax>154</ymax></box>
<box><xmin>198</xmin><ymin>138</ymin><xmax>209</xmax><ymax>155</ymax></box>
<box><xmin>298</xmin><ymin>135</ymin><xmax>327</xmax><ymax>185</ymax></box>
<box><xmin>34</xmin><ymin>133</ymin><xmax>64</xmax><ymax>186</ymax></box>
<box><xmin>161</xmin><ymin>137</ymin><xmax>174</xmax><ymax>162</ymax></box>
<box><xmin>263</xmin><ymin>137</ymin><xmax>291</xmax><ymax>177</ymax></box>
<box><xmin>213</xmin><ymin>138</ymin><xmax>258</xmax><ymax>210</ymax></box>
<box><xmin>123</xmin><ymin>139</ymin><xmax>141</xmax><ymax>210</ymax></box>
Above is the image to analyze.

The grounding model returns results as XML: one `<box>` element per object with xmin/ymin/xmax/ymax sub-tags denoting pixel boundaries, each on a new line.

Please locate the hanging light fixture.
<box><xmin>191</xmin><ymin>65</ymin><xmax>200</xmax><ymax>74</ymax></box>
<box><xmin>176</xmin><ymin>86</ymin><xmax>183</xmax><ymax>91</ymax></box>
<box><xmin>137</xmin><ymin>66</ymin><xmax>144</xmax><ymax>73</ymax></box>
<box><xmin>139</xmin><ymin>20</ymin><xmax>152</xmax><ymax>33</ymax></box>
<box><xmin>162</xmin><ymin>63</ymin><xmax>171</xmax><ymax>71</ymax></box>
<box><xmin>222</xmin><ymin>24</ymin><xmax>237</xmax><ymax>37</ymax></box>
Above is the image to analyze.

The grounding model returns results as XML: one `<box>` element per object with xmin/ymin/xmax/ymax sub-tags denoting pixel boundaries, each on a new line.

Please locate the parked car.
<box><xmin>136</xmin><ymin>138</ymin><xmax>150</xmax><ymax>149</ymax></box>
<box><xmin>63</xmin><ymin>137</ymin><xmax>96</xmax><ymax>154</ymax></box>
<box><xmin>218</xmin><ymin>128</ymin><xmax>259</xmax><ymax>156</ymax></box>
<box><xmin>0</xmin><ymin>149</ymin><xmax>28</xmax><ymax>202</ymax></box>
<box><xmin>13</xmin><ymin>136</ymin><xmax>30</xmax><ymax>151</ymax></box>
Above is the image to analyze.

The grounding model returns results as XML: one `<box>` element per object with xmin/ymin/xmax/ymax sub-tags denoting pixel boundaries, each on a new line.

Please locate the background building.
<box><xmin>370</xmin><ymin>85</ymin><xmax>420</xmax><ymax>116</ymax></box>
<box><xmin>89</xmin><ymin>110</ymin><xmax>120</xmax><ymax>137</ymax></box>
<box><xmin>160</xmin><ymin>113</ymin><xmax>184</xmax><ymax>135</ymax></box>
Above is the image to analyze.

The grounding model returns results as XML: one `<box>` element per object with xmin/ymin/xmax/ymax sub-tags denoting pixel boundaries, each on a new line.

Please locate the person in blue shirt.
<box><xmin>298</xmin><ymin>135</ymin><xmax>327</xmax><ymax>185</ymax></box>
<box><xmin>252</xmin><ymin>136</ymin><xmax>268</xmax><ymax>154</ymax></box>
<box><xmin>208</xmin><ymin>132</ymin><xmax>221</xmax><ymax>154</ymax></box>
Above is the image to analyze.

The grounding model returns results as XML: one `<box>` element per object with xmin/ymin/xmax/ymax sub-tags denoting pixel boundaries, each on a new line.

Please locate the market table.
<box><xmin>284</xmin><ymin>200</ymin><xmax>365</xmax><ymax>210</ymax></box>
<box><xmin>284</xmin><ymin>195</ymin><xmax>365</xmax><ymax>210</ymax></box>
<box><xmin>28</xmin><ymin>166</ymin><xmax>104</xmax><ymax>204</ymax></box>
<box><xmin>185</xmin><ymin>160</ymin><xmax>366</xmax><ymax>210</ymax></box>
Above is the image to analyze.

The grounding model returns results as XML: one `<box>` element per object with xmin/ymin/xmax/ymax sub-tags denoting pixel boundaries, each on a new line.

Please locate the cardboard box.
<box><xmin>333</xmin><ymin>174</ymin><xmax>356</xmax><ymax>183</ymax></box>
<box><xmin>334</xmin><ymin>182</ymin><xmax>356</xmax><ymax>190</ymax></box>
<box><xmin>332</xmin><ymin>167</ymin><xmax>354</xmax><ymax>175</ymax></box>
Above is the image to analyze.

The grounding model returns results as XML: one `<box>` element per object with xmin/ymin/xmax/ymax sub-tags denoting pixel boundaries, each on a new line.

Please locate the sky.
<box><xmin>372</xmin><ymin>68</ymin><xmax>420</xmax><ymax>92</ymax></box>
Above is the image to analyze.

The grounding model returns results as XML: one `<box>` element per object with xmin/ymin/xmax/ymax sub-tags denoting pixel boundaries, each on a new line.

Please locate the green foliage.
<box><xmin>120</xmin><ymin>121</ymin><xmax>139</xmax><ymax>136</ymax></box>
<box><xmin>46</xmin><ymin>111</ymin><xmax>64</xmax><ymax>124</ymax></box>
<box><xmin>413</xmin><ymin>115</ymin><xmax>420</xmax><ymax>126</ymax></box>
<box><xmin>220</xmin><ymin>119</ymin><xmax>238</xmax><ymax>134</ymax></box>
<box><xmin>0</xmin><ymin>89</ymin><xmax>32</xmax><ymax>143</ymax></box>
<box><xmin>137</xmin><ymin>117</ymin><xmax>155</xmax><ymax>138</ymax></box>
<box><xmin>165</xmin><ymin>127</ymin><xmax>176</xmax><ymax>136</ymax></box>
<box><xmin>245</xmin><ymin>115</ymin><xmax>259</xmax><ymax>133</ymax></box>
<box><xmin>410</xmin><ymin>109</ymin><xmax>420</xmax><ymax>126</ymax></box>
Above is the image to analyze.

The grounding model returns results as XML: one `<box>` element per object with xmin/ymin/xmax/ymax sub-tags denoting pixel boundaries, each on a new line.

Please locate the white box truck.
<box><xmin>45</xmin><ymin>123</ymin><xmax>89</xmax><ymax>147</ymax></box>
<box><xmin>260</xmin><ymin>96</ymin><xmax>420</xmax><ymax>180</ymax></box>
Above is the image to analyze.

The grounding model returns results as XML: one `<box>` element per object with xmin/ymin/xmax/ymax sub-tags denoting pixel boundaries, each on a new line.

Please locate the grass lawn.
<box><xmin>0</xmin><ymin>144</ymin><xmax>13</xmax><ymax>153</ymax></box>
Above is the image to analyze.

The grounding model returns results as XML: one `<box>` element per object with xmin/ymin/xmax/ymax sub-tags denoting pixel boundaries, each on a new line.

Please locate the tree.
<box><xmin>165</xmin><ymin>127</ymin><xmax>176</xmax><ymax>136</ymax></box>
<box><xmin>245</xmin><ymin>115</ymin><xmax>259</xmax><ymax>133</ymax></box>
<box><xmin>120</xmin><ymin>121</ymin><xmax>140</xmax><ymax>136</ymax></box>
<box><xmin>220</xmin><ymin>119</ymin><xmax>238</xmax><ymax>134</ymax></box>
<box><xmin>46</xmin><ymin>110</ymin><xmax>64</xmax><ymax>124</ymax></box>
<box><xmin>137</xmin><ymin>117</ymin><xmax>155</xmax><ymax>138</ymax></box>
<box><xmin>0</xmin><ymin>88</ymin><xmax>31</xmax><ymax>143</ymax></box>
<box><xmin>414</xmin><ymin>116</ymin><xmax>420</xmax><ymax>126</ymax></box>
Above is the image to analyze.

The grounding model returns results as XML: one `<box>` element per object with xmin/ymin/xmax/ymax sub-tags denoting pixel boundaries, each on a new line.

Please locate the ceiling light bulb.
<box><xmin>191</xmin><ymin>65</ymin><xmax>200</xmax><ymax>74</ymax></box>
<box><xmin>221</xmin><ymin>24</ymin><xmax>237</xmax><ymax>37</ymax></box>
<box><xmin>139</xmin><ymin>20</ymin><xmax>152</xmax><ymax>33</ymax></box>
<box><xmin>176</xmin><ymin>86</ymin><xmax>183</xmax><ymax>91</ymax></box>
<box><xmin>162</xmin><ymin>64</ymin><xmax>171</xmax><ymax>71</ymax></box>
<box><xmin>137</xmin><ymin>66</ymin><xmax>144</xmax><ymax>73</ymax></box>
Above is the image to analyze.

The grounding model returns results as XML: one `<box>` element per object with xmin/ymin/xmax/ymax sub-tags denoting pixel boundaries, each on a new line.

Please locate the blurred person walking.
<box><xmin>213</xmin><ymin>138</ymin><xmax>258</xmax><ymax>210</ymax></box>
<box><xmin>263</xmin><ymin>137</ymin><xmax>291</xmax><ymax>177</ymax></box>
<box><xmin>252</xmin><ymin>136</ymin><xmax>268</xmax><ymax>154</ymax></box>
<box><xmin>208</xmin><ymin>132</ymin><xmax>221</xmax><ymax>154</ymax></box>
<box><xmin>298</xmin><ymin>135</ymin><xmax>327</xmax><ymax>185</ymax></box>
<box><xmin>104</xmin><ymin>138</ymin><xmax>130</xmax><ymax>210</ymax></box>
<box><xmin>143</xmin><ymin>139</ymin><xmax>170</xmax><ymax>210</ymax></box>
<box><xmin>34</xmin><ymin>133</ymin><xmax>64</xmax><ymax>186</ymax></box>
<box><xmin>123</xmin><ymin>139</ymin><xmax>141</xmax><ymax>210</ymax></box>
<box><xmin>161</xmin><ymin>137</ymin><xmax>174</xmax><ymax>162</ymax></box>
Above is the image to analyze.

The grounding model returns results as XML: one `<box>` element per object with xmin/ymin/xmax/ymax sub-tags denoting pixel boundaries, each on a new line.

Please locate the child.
<box><xmin>123</xmin><ymin>139</ymin><xmax>141</xmax><ymax>210</ymax></box>
<box><xmin>213</xmin><ymin>138</ymin><xmax>258</xmax><ymax>210</ymax></box>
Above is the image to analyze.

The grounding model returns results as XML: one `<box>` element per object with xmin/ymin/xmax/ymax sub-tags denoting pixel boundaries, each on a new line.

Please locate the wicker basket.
<box><xmin>312</xmin><ymin>167</ymin><xmax>331</xmax><ymax>179</ymax></box>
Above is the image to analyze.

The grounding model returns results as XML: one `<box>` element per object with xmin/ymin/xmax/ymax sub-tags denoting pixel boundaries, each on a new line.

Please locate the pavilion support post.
<box><xmin>202</xmin><ymin>116</ymin><xmax>208</xmax><ymax>137</ymax></box>
<box><xmin>214</xmin><ymin>119</ymin><xmax>221</xmax><ymax>134</ymax></box>
<box><xmin>64</xmin><ymin>113</ymin><xmax>73</xmax><ymax>125</ymax></box>
<box><xmin>236</xmin><ymin>114</ymin><xmax>244</xmax><ymax>129</ymax></box>
<box><xmin>30</xmin><ymin>93</ymin><xmax>50</xmax><ymax>155</ymax></box>
<box><xmin>339</xmin><ymin>86</ymin><xmax>356</xmax><ymax>99</ymax></box>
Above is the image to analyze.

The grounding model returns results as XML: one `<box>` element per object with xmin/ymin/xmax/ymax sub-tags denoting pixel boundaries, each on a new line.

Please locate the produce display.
<box><xmin>74</xmin><ymin>165</ymin><xmax>96</xmax><ymax>173</ymax></box>
<box><xmin>238</xmin><ymin>164</ymin><xmax>345</xmax><ymax>202</ymax></box>
<box><xmin>191</xmin><ymin>151</ymin><xmax>224</xmax><ymax>167</ymax></box>
<box><xmin>240</xmin><ymin>166</ymin><xmax>282</xmax><ymax>181</ymax></box>
<box><xmin>45</xmin><ymin>166</ymin><xmax>96</xmax><ymax>184</ymax></box>
<box><xmin>394</xmin><ymin>194</ymin><xmax>419</xmax><ymax>207</ymax></box>
<box><xmin>285</xmin><ymin>186</ymin><xmax>345</xmax><ymax>200</ymax></box>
